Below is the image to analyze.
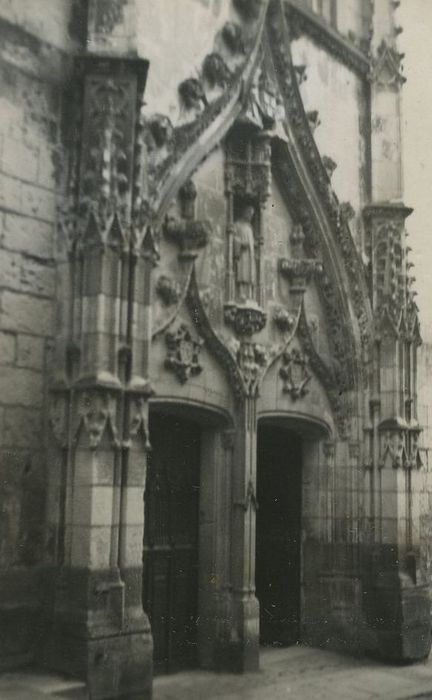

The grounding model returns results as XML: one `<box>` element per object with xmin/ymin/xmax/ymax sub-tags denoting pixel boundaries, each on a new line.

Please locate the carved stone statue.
<box><xmin>233</xmin><ymin>204</ymin><xmax>256</xmax><ymax>302</ymax></box>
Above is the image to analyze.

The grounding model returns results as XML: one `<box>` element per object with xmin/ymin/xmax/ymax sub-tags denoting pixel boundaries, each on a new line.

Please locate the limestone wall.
<box><xmin>0</xmin><ymin>3</ymin><xmax>76</xmax><ymax>668</ymax></box>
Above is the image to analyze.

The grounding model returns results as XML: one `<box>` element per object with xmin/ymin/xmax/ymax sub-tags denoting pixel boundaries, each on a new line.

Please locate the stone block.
<box><xmin>70</xmin><ymin>485</ymin><xmax>115</xmax><ymax>527</ymax></box>
<box><xmin>1</xmin><ymin>250</ymin><xmax>55</xmax><ymax>297</ymax></box>
<box><xmin>0</xmin><ymin>331</ymin><xmax>16</xmax><ymax>364</ymax></box>
<box><xmin>70</xmin><ymin>525</ymin><xmax>113</xmax><ymax>569</ymax></box>
<box><xmin>3</xmin><ymin>406</ymin><xmax>44</xmax><ymax>448</ymax></box>
<box><xmin>2</xmin><ymin>213</ymin><xmax>53</xmax><ymax>259</ymax></box>
<box><xmin>1</xmin><ymin>136</ymin><xmax>39</xmax><ymax>183</ymax></box>
<box><xmin>16</xmin><ymin>334</ymin><xmax>45</xmax><ymax>370</ymax></box>
<box><xmin>0</xmin><ymin>365</ymin><xmax>43</xmax><ymax>407</ymax></box>
<box><xmin>20</xmin><ymin>182</ymin><xmax>56</xmax><ymax>222</ymax></box>
<box><xmin>0</xmin><ymin>171</ymin><xmax>21</xmax><ymax>213</ymax></box>
<box><xmin>0</xmin><ymin>290</ymin><xmax>54</xmax><ymax>336</ymax></box>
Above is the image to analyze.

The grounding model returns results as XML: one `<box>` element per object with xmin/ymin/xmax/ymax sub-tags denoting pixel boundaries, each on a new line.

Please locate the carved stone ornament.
<box><xmin>165</xmin><ymin>324</ymin><xmax>204</xmax><ymax>384</ymax></box>
<box><xmin>379</xmin><ymin>429</ymin><xmax>408</xmax><ymax>469</ymax></box>
<box><xmin>178</xmin><ymin>78</ymin><xmax>207</xmax><ymax>111</ymax></box>
<box><xmin>340</xmin><ymin>201</ymin><xmax>355</xmax><ymax>221</ymax></box>
<box><xmin>146</xmin><ymin>113</ymin><xmax>173</xmax><ymax>149</ymax></box>
<box><xmin>307</xmin><ymin>110</ymin><xmax>321</xmax><ymax>132</ymax></box>
<box><xmin>202</xmin><ymin>53</ymin><xmax>232</xmax><ymax>89</ymax></box>
<box><xmin>224</xmin><ymin>302</ymin><xmax>267</xmax><ymax>336</ymax></box>
<box><xmin>322</xmin><ymin>155</ymin><xmax>337</xmax><ymax>178</ymax></box>
<box><xmin>127</xmin><ymin>397</ymin><xmax>151</xmax><ymax>450</ymax></box>
<box><xmin>164</xmin><ymin>215</ymin><xmax>211</xmax><ymax>257</ymax></box>
<box><xmin>268</xmin><ymin>4</ymin><xmax>370</xmax><ymax>360</ymax></box>
<box><xmin>273</xmin><ymin>306</ymin><xmax>296</xmax><ymax>334</ymax></box>
<box><xmin>237</xmin><ymin>341</ymin><xmax>268</xmax><ymax>396</ymax></box>
<box><xmin>222</xmin><ymin>22</ymin><xmax>245</xmax><ymax>54</ymax></box>
<box><xmin>279</xmin><ymin>348</ymin><xmax>311</xmax><ymax>399</ymax></box>
<box><xmin>369</xmin><ymin>39</ymin><xmax>406</xmax><ymax>87</ymax></box>
<box><xmin>156</xmin><ymin>275</ymin><xmax>180</xmax><ymax>306</ymax></box>
<box><xmin>79</xmin><ymin>75</ymin><xmax>135</xmax><ymax>231</ymax></box>
<box><xmin>279</xmin><ymin>258</ymin><xmax>323</xmax><ymax>294</ymax></box>
<box><xmin>74</xmin><ymin>390</ymin><xmax>118</xmax><ymax>450</ymax></box>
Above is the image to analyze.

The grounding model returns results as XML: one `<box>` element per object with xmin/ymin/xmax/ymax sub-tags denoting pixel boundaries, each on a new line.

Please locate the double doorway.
<box><xmin>142</xmin><ymin>411</ymin><xmax>303</xmax><ymax>672</ymax></box>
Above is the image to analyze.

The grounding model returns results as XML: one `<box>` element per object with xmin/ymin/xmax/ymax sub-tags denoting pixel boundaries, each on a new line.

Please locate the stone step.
<box><xmin>0</xmin><ymin>669</ymin><xmax>88</xmax><ymax>699</ymax></box>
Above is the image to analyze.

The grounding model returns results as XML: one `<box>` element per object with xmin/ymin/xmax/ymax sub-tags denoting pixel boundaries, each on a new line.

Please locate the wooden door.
<box><xmin>143</xmin><ymin>414</ymin><xmax>200</xmax><ymax>673</ymax></box>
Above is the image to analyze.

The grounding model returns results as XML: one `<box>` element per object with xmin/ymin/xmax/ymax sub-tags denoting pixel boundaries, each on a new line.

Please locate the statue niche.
<box><xmin>232</xmin><ymin>202</ymin><xmax>257</xmax><ymax>304</ymax></box>
<box><xmin>224</xmin><ymin>125</ymin><xmax>269</xmax><ymax>337</ymax></box>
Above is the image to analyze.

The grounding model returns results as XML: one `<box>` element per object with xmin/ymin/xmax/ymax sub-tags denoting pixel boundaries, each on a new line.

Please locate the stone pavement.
<box><xmin>153</xmin><ymin>646</ymin><xmax>432</xmax><ymax>700</ymax></box>
<box><xmin>2</xmin><ymin>646</ymin><xmax>432</xmax><ymax>700</ymax></box>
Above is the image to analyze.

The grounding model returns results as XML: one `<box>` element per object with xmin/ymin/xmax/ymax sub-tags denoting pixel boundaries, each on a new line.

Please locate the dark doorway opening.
<box><xmin>143</xmin><ymin>412</ymin><xmax>200</xmax><ymax>673</ymax></box>
<box><xmin>256</xmin><ymin>424</ymin><xmax>302</xmax><ymax>646</ymax></box>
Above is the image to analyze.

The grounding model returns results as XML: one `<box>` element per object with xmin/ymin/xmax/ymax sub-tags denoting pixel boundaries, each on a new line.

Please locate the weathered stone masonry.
<box><xmin>1</xmin><ymin>1</ymin><xmax>432</xmax><ymax>699</ymax></box>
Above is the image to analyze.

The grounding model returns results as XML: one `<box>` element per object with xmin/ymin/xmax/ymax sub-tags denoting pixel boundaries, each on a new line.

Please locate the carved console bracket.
<box><xmin>279</xmin><ymin>257</ymin><xmax>323</xmax><ymax>294</ymax></box>
<box><xmin>224</xmin><ymin>302</ymin><xmax>267</xmax><ymax>336</ymax></box>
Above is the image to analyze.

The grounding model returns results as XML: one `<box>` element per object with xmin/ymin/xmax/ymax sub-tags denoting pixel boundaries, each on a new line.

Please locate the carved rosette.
<box><xmin>165</xmin><ymin>324</ymin><xmax>204</xmax><ymax>384</ymax></box>
<box><xmin>224</xmin><ymin>303</ymin><xmax>267</xmax><ymax>336</ymax></box>
<box><xmin>279</xmin><ymin>348</ymin><xmax>311</xmax><ymax>399</ymax></box>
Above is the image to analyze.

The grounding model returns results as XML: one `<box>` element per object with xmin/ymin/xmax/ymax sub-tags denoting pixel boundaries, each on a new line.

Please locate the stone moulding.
<box><xmin>285</xmin><ymin>1</ymin><xmax>370</xmax><ymax>77</ymax></box>
<box><xmin>186</xmin><ymin>267</ymin><xmax>244</xmax><ymax>399</ymax></box>
<box><xmin>268</xmin><ymin>1</ymin><xmax>371</xmax><ymax>359</ymax></box>
<box><xmin>147</xmin><ymin>0</ymin><xmax>267</xmax><ymax>218</ymax></box>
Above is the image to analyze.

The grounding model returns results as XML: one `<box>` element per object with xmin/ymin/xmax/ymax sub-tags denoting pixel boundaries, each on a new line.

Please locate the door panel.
<box><xmin>256</xmin><ymin>425</ymin><xmax>302</xmax><ymax>646</ymax></box>
<box><xmin>143</xmin><ymin>414</ymin><xmax>200</xmax><ymax>673</ymax></box>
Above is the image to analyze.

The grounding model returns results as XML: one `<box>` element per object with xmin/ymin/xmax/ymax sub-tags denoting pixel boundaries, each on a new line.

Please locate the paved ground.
<box><xmin>153</xmin><ymin>646</ymin><xmax>432</xmax><ymax>700</ymax></box>
<box><xmin>2</xmin><ymin>646</ymin><xmax>432</xmax><ymax>699</ymax></box>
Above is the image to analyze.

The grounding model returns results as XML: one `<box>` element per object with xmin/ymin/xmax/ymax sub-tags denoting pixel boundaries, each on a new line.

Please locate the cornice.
<box><xmin>284</xmin><ymin>1</ymin><xmax>370</xmax><ymax>78</ymax></box>
<box><xmin>363</xmin><ymin>201</ymin><xmax>413</xmax><ymax>222</ymax></box>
